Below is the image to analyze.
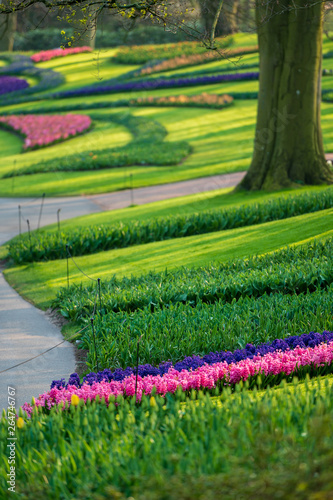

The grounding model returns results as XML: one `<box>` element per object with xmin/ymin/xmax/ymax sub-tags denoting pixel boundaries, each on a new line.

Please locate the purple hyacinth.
<box><xmin>53</xmin><ymin>72</ymin><xmax>259</xmax><ymax>99</ymax></box>
<box><xmin>0</xmin><ymin>76</ymin><xmax>29</xmax><ymax>95</ymax></box>
<box><xmin>51</xmin><ymin>330</ymin><xmax>333</xmax><ymax>390</ymax></box>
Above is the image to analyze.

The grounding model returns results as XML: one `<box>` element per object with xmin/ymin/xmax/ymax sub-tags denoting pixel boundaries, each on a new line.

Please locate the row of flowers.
<box><xmin>31</xmin><ymin>46</ymin><xmax>92</xmax><ymax>63</ymax></box>
<box><xmin>0</xmin><ymin>76</ymin><xmax>29</xmax><ymax>95</ymax></box>
<box><xmin>20</xmin><ymin>331</ymin><xmax>333</xmax><ymax>417</ymax></box>
<box><xmin>0</xmin><ymin>114</ymin><xmax>92</xmax><ymax>150</ymax></box>
<box><xmin>128</xmin><ymin>93</ymin><xmax>234</xmax><ymax>109</ymax></box>
<box><xmin>54</xmin><ymin>71</ymin><xmax>259</xmax><ymax>99</ymax></box>
<box><xmin>136</xmin><ymin>45</ymin><xmax>259</xmax><ymax>77</ymax></box>
<box><xmin>113</xmin><ymin>38</ymin><xmax>233</xmax><ymax>65</ymax></box>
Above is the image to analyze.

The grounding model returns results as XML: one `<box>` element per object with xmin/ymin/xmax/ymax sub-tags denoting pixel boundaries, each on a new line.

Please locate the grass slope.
<box><xmin>5</xmin><ymin>207</ymin><xmax>333</xmax><ymax>309</ymax></box>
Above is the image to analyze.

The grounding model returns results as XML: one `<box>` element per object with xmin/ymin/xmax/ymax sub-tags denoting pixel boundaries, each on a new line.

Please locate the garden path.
<box><xmin>0</xmin><ymin>171</ymin><xmax>246</xmax><ymax>412</ymax></box>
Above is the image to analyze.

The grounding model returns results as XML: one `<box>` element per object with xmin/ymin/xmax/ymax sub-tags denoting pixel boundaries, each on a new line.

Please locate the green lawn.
<box><xmin>35</xmin><ymin>49</ymin><xmax>138</xmax><ymax>93</ymax></box>
<box><xmin>5</xmin><ymin>207</ymin><xmax>333</xmax><ymax>309</ymax></box>
<box><xmin>27</xmin><ymin>184</ymin><xmax>331</xmax><ymax>234</ymax></box>
<box><xmin>1</xmin><ymin>100</ymin><xmax>333</xmax><ymax>197</ymax></box>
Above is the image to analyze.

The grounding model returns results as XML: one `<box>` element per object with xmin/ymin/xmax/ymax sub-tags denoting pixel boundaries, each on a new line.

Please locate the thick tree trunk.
<box><xmin>239</xmin><ymin>0</ymin><xmax>333</xmax><ymax>191</ymax></box>
<box><xmin>0</xmin><ymin>12</ymin><xmax>17</xmax><ymax>52</ymax></box>
<box><xmin>200</xmin><ymin>0</ymin><xmax>239</xmax><ymax>37</ymax></box>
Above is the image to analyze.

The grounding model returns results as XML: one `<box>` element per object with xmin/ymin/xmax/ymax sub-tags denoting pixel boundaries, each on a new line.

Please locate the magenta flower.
<box><xmin>31</xmin><ymin>46</ymin><xmax>92</xmax><ymax>63</ymax></box>
<box><xmin>0</xmin><ymin>114</ymin><xmax>91</xmax><ymax>151</ymax></box>
<box><xmin>21</xmin><ymin>341</ymin><xmax>333</xmax><ymax>418</ymax></box>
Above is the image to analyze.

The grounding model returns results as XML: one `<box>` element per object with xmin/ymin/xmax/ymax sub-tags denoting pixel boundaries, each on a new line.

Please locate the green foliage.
<box><xmin>9</xmin><ymin>188</ymin><xmax>333</xmax><ymax>264</ymax></box>
<box><xmin>82</xmin><ymin>286</ymin><xmax>333</xmax><ymax>371</ymax></box>
<box><xmin>12</xmin><ymin>26</ymin><xmax>190</xmax><ymax>52</ymax></box>
<box><xmin>1</xmin><ymin>378</ymin><xmax>333</xmax><ymax>499</ymax></box>
<box><xmin>54</xmin><ymin>236</ymin><xmax>332</xmax><ymax>318</ymax></box>
<box><xmin>3</xmin><ymin>113</ymin><xmax>191</xmax><ymax>178</ymax></box>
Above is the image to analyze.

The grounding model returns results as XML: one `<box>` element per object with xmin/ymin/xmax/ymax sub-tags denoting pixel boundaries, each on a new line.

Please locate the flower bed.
<box><xmin>136</xmin><ymin>45</ymin><xmax>259</xmax><ymax>76</ymax></box>
<box><xmin>54</xmin><ymin>72</ymin><xmax>259</xmax><ymax>99</ymax></box>
<box><xmin>113</xmin><ymin>38</ymin><xmax>234</xmax><ymax>64</ymax></box>
<box><xmin>129</xmin><ymin>93</ymin><xmax>234</xmax><ymax>109</ymax></box>
<box><xmin>0</xmin><ymin>55</ymin><xmax>65</xmax><ymax>105</ymax></box>
<box><xmin>31</xmin><ymin>46</ymin><xmax>92</xmax><ymax>63</ymax></box>
<box><xmin>0</xmin><ymin>114</ymin><xmax>91</xmax><ymax>150</ymax></box>
<box><xmin>0</xmin><ymin>76</ymin><xmax>29</xmax><ymax>95</ymax></box>
<box><xmin>21</xmin><ymin>331</ymin><xmax>333</xmax><ymax>417</ymax></box>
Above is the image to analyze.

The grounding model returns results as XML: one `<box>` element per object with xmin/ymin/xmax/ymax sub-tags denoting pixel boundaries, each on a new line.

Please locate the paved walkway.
<box><xmin>0</xmin><ymin>172</ymin><xmax>246</xmax><ymax>412</ymax></box>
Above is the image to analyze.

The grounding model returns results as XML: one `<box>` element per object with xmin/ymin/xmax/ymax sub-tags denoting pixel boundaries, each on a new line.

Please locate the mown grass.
<box><xmin>1</xmin><ymin>100</ymin><xmax>333</xmax><ymax>197</ymax></box>
<box><xmin>4</xmin><ymin>207</ymin><xmax>333</xmax><ymax>309</ymax></box>
<box><xmin>35</xmin><ymin>49</ymin><xmax>138</xmax><ymax>93</ymax></box>
<box><xmin>24</xmin><ymin>184</ymin><xmax>332</xmax><ymax>234</ymax></box>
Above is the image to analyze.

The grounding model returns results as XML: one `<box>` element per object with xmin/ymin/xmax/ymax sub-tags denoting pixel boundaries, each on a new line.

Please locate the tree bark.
<box><xmin>200</xmin><ymin>0</ymin><xmax>239</xmax><ymax>37</ymax></box>
<box><xmin>0</xmin><ymin>12</ymin><xmax>17</xmax><ymax>51</ymax></box>
<box><xmin>239</xmin><ymin>0</ymin><xmax>333</xmax><ymax>191</ymax></box>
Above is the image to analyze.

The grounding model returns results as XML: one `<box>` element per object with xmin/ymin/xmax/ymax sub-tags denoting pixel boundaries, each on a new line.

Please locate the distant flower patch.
<box><xmin>54</xmin><ymin>72</ymin><xmax>259</xmax><ymax>99</ymax></box>
<box><xmin>136</xmin><ymin>45</ymin><xmax>259</xmax><ymax>76</ymax></box>
<box><xmin>0</xmin><ymin>76</ymin><xmax>29</xmax><ymax>95</ymax></box>
<box><xmin>130</xmin><ymin>93</ymin><xmax>234</xmax><ymax>109</ymax></box>
<box><xmin>0</xmin><ymin>114</ymin><xmax>91</xmax><ymax>150</ymax></box>
<box><xmin>31</xmin><ymin>46</ymin><xmax>92</xmax><ymax>63</ymax></box>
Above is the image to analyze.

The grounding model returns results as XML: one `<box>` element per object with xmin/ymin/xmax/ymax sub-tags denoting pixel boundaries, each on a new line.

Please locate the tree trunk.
<box><xmin>239</xmin><ymin>0</ymin><xmax>333</xmax><ymax>191</ymax></box>
<box><xmin>200</xmin><ymin>0</ymin><xmax>239</xmax><ymax>37</ymax></box>
<box><xmin>0</xmin><ymin>12</ymin><xmax>17</xmax><ymax>52</ymax></box>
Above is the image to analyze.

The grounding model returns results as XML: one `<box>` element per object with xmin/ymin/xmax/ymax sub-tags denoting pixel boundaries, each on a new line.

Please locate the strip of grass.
<box><xmin>9</xmin><ymin>187</ymin><xmax>333</xmax><ymax>263</ymax></box>
<box><xmin>4</xmin><ymin>208</ymin><xmax>333</xmax><ymax>310</ymax></box>
<box><xmin>1</xmin><ymin>98</ymin><xmax>333</xmax><ymax>196</ymax></box>
<box><xmin>25</xmin><ymin>185</ymin><xmax>328</xmax><ymax>235</ymax></box>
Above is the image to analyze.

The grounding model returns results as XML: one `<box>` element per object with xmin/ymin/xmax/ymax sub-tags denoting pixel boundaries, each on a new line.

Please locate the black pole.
<box><xmin>97</xmin><ymin>278</ymin><xmax>101</xmax><ymax>313</ymax></box>
<box><xmin>91</xmin><ymin>316</ymin><xmax>99</xmax><ymax>373</ymax></box>
<box><xmin>27</xmin><ymin>219</ymin><xmax>32</xmax><ymax>253</ymax></box>
<box><xmin>18</xmin><ymin>205</ymin><xmax>21</xmax><ymax>236</ymax></box>
<box><xmin>66</xmin><ymin>244</ymin><xmax>69</xmax><ymax>289</ymax></box>
<box><xmin>57</xmin><ymin>209</ymin><xmax>61</xmax><ymax>232</ymax></box>
<box><xmin>37</xmin><ymin>193</ymin><xmax>45</xmax><ymax>230</ymax></box>
<box><xmin>130</xmin><ymin>174</ymin><xmax>133</xmax><ymax>206</ymax></box>
<box><xmin>135</xmin><ymin>336</ymin><xmax>142</xmax><ymax>402</ymax></box>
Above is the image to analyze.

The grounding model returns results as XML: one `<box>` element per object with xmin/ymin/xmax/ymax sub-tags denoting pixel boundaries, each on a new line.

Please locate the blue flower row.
<box><xmin>52</xmin><ymin>72</ymin><xmax>259</xmax><ymax>99</ymax></box>
<box><xmin>51</xmin><ymin>330</ymin><xmax>333</xmax><ymax>390</ymax></box>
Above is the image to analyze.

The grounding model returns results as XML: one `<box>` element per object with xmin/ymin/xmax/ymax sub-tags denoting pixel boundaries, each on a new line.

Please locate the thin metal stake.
<box><xmin>130</xmin><ymin>174</ymin><xmax>134</xmax><ymax>206</ymax></box>
<box><xmin>66</xmin><ymin>244</ymin><xmax>69</xmax><ymax>289</ymax></box>
<box><xmin>135</xmin><ymin>335</ymin><xmax>142</xmax><ymax>402</ymax></box>
<box><xmin>91</xmin><ymin>317</ymin><xmax>99</xmax><ymax>373</ymax></box>
<box><xmin>18</xmin><ymin>205</ymin><xmax>21</xmax><ymax>236</ymax></box>
<box><xmin>57</xmin><ymin>209</ymin><xmax>61</xmax><ymax>232</ymax></box>
<box><xmin>27</xmin><ymin>219</ymin><xmax>32</xmax><ymax>253</ymax></box>
<box><xmin>97</xmin><ymin>278</ymin><xmax>101</xmax><ymax>313</ymax></box>
<box><xmin>37</xmin><ymin>193</ymin><xmax>45</xmax><ymax>230</ymax></box>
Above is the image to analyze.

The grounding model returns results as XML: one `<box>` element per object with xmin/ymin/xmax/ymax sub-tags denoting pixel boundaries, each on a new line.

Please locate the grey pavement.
<box><xmin>0</xmin><ymin>171</ymin><xmax>246</xmax><ymax>413</ymax></box>
<box><xmin>0</xmin><ymin>272</ymin><xmax>76</xmax><ymax>412</ymax></box>
<box><xmin>0</xmin><ymin>195</ymin><xmax>101</xmax><ymax>246</ymax></box>
<box><xmin>88</xmin><ymin>172</ymin><xmax>246</xmax><ymax>210</ymax></box>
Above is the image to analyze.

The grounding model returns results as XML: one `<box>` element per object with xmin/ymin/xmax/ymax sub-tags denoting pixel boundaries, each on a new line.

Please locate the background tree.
<box><xmin>0</xmin><ymin>0</ymin><xmax>332</xmax><ymax>190</ymax></box>
<box><xmin>199</xmin><ymin>0</ymin><xmax>239</xmax><ymax>36</ymax></box>
<box><xmin>0</xmin><ymin>11</ymin><xmax>17</xmax><ymax>51</ymax></box>
<box><xmin>239</xmin><ymin>0</ymin><xmax>333</xmax><ymax>190</ymax></box>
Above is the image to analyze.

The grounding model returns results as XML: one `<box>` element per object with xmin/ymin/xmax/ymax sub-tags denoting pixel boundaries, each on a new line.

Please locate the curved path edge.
<box><xmin>0</xmin><ymin>171</ymin><xmax>246</xmax><ymax>412</ymax></box>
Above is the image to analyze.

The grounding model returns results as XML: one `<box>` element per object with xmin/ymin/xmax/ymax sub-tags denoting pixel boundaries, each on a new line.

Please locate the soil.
<box><xmin>45</xmin><ymin>307</ymin><xmax>89</xmax><ymax>378</ymax></box>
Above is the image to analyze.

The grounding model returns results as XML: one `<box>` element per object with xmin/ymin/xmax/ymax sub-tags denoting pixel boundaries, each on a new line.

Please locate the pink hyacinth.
<box><xmin>31</xmin><ymin>46</ymin><xmax>92</xmax><ymax>63</ymax></box>
<box><xmin>0</xmin><ymin>114</ymin><xmax>91</xmax><ymax>151</ymax></box>
<box><xmin>21</xmin><ymin>341</ymin><xmax>333</xmax><ymax>418</ymax></box>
